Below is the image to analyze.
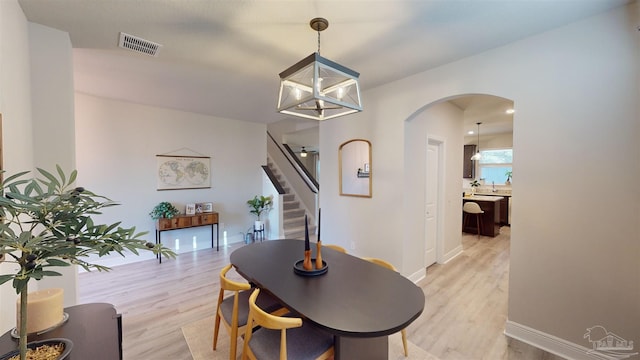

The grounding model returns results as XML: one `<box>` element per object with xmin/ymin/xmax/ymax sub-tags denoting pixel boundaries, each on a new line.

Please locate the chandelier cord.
<box><xmin>317</xmin><ymin>29</ymin><xmax>321</xmax><ymax>55</ymax></box>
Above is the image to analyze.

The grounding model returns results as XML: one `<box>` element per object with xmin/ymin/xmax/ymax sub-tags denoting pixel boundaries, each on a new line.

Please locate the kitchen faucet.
<box><xmin>492</xmin><ymin>181</ymin><xmax>496</xmax><ymax>192</ymax></box>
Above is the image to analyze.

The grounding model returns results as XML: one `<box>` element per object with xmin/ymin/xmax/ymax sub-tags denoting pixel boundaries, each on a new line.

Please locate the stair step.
<box><xmin>283</xmin><ymin>194</ymin><xmax>295</xmax><ymax>202</ymax></box>
<box><xmin>284</xmin><ymin>208</ymin><xmax>304</xmax><ymax>217</ymax></box>
<box><xmin>284</xmin><ymin>225</ymin><xmax>317</xmax><ymax>240</ymax></box>
<box><xmin>283</xmin><ymin>201</ymin><xmax>299</xmax><ymax>210</ymax></box>
<box><xmin>284</xmin><ymin>217</ymin><xmax>306</xmax><ymax>229</ymax></box>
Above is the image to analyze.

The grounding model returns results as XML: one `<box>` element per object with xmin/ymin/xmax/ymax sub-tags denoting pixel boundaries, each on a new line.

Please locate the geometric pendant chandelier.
<box><xmin>277</xmin><ymin>17</ymin><xmax>363</xmax><ymax>121</ymax></box>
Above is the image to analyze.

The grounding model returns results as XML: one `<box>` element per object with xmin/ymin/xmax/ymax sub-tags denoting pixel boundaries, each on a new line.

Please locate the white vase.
<box><xmin>254</xmin><ymin>220</ymin><xmax>264</xmax><ymax>231</ymax></box>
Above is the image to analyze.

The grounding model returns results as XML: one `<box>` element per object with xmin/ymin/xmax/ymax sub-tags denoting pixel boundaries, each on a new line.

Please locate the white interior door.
<box><xmin>425</xmin><ymin>142</ymin><xmax>439</xmax><ymax>267</ymax></box>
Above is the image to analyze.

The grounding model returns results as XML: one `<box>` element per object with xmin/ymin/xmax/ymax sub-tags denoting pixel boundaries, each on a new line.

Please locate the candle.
<box><xmin>304</xmin><ymin>215</ymin><xmax>310</xmax><ymax>250</ymax></box>
<box><xmin>315</xmin><ymin>209</ymin><xmax>323</xmax><ymax>269</ymax></box>
<box><xmin>17</xmin><ymin>288</ymin><xmax>64</xmax><ymax>333</ymax></box>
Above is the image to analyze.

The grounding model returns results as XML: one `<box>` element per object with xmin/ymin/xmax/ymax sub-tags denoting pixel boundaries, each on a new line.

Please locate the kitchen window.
<box><xmin>478</xmin><ymin>149</ymin><xmax>512</xmax><ymax>184</ymax></box>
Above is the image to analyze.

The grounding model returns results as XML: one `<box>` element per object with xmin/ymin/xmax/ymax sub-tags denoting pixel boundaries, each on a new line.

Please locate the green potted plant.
<box><xmin>0</xmin><ymin>166</ymin><xmax>176</xmax><ymax>360</ymax></box>
<box><xmin>149</xmin><ymin>201</ymin><xmax>180</xmax><ymax>219</ymax></box>
<box><xmin>247</xmin><ymin>195</ymin><xmax>273</xmax><ymax>230</ymax></box>
<box><xmin>470</xmin><ymin>179</ymin><xmax>481</xmax><ymax>195</ymax></box>
<box><xmin>505</xmin><ymin>170</ymin><xmax>512</xmax><ymax>185</ymax></box>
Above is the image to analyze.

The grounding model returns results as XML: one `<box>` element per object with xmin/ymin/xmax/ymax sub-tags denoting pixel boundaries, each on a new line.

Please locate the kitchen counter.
<box><xmin>474</xmin><ymin>191</ymin><xmax>511</xmax><ymax>197</ymax></box>
<box><xmin>465</xmin><ymin>195</ymin><xmax>504</xmax><ymax>201</ymax></box>
<box><xmin>462</xmin><ymin>196</ymin><xmax>504</xmax><ymax>237</ymax></box>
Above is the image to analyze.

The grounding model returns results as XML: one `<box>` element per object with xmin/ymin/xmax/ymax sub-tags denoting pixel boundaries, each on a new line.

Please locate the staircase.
<box><xmin>267</xmin><ymin>159</ymin><xmax>315</xmax><ymax>239</ymax></box>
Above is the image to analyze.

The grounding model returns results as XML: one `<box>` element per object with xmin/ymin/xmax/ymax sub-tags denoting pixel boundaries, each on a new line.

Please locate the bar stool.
<box><xmin>463</xmin><ymin>202</ymin><xmax>484</xmax><ymax>238</ymax></box>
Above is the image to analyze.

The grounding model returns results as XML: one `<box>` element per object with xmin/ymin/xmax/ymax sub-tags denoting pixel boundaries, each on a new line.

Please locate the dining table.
<box><xmin>230</xmin><ymin>239</ymin><xmax>425</xmax><ymax>360</ymax></box>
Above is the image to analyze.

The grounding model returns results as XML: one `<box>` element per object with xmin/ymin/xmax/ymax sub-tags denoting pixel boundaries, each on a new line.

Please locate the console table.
<box><xmin>155</xmin><ymin>212</ymin><xmax>219</xmax><ymax>263</ymax></box>
<box><xmin>0</xmin><ymin>303</ymin><xmax>122</xmax><ymax>360</ymax></box>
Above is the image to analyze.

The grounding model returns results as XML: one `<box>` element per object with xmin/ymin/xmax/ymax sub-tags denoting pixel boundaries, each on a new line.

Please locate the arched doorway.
<box><xmin>404</xmin><ymin>94</ymin><xmax>514</xmax><ymax>269</ymax></box>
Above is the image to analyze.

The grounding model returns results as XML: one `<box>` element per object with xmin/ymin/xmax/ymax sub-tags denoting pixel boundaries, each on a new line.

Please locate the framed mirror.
<box><xmin>339</xmin><ymin>139</ymin><xmax>372</xmax><ymax>197</ymax></box>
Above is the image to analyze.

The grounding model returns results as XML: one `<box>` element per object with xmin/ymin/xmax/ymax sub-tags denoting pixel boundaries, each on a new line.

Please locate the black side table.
<box><xmin>253</xmin><ymin>223</ymin><xmax>265</xmax><ymax>242</ymax></box>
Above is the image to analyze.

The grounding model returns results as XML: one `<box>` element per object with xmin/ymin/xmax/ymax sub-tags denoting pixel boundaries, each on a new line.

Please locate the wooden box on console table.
<box><xmin>157</xmin><ymin>213</ymin><xmax>218</xmax><ymax>230</ymax></box>
<box><xmin>155</xmin><ymin>213</ymin><xmax>220</xmax><ymax>263</ymax></box>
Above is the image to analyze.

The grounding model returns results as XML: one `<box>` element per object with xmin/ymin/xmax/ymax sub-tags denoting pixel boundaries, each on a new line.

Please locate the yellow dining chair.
<box><xmin>362</xmin><ymin>257</ymin><xmax>409</xmax><ymax>357</ymax></box>
<box><xmin>242</xmin><ymin>289</ymin><xmax>334</xmax><ymax>360</ymax></box>
<box><xmin>213</xmin><ymin>264</ymin><xmax>286</xmax><ymax>360</ymax></box>
<box><xmin>323</xmin><ymin>244</ymin><xmax>347</xmax><ymax>253</ymax></box>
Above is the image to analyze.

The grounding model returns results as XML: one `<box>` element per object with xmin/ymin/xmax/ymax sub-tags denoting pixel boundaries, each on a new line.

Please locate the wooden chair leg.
<box><xmin>401</xmin><ymin>329</ymin><xmax>408</xmax><ymax>357</ymax></box>
<box><xmin>213</xmin><ymin>312</ymin><xmax>221</xmax><ymax>350</ymax></box>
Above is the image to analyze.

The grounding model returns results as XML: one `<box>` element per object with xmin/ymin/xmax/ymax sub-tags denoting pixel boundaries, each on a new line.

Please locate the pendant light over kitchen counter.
<box><xmin>471</xmin><ymin>122</ymin><xmax>482</xmax><ymax>161</ymax></box>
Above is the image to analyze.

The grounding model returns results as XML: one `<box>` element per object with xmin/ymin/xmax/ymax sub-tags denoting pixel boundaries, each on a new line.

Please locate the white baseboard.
<box><xmin>441</xmin><ymin>245</ymin><xmax>463</xmax><ymax>264</ymax></box>
<box><xmin>407</xmin><ymin>268</ymin><xmax>426</xmax><ymax>283</ymax></box>
<box><xmin>504</xmin><ymin>320</ymin><xmax>611</xmax><ymax>360</ymax></box>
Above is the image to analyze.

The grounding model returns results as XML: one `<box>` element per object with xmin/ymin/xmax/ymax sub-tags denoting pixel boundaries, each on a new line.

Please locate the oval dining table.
<box><xmin>230</xmin><ymin>239</ymin><xmax>425</xmax><ymax>360</ymax></box>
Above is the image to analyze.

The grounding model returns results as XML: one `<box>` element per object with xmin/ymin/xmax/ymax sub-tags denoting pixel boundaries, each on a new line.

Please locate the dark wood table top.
<box><xmin>0</xmin><ymin>303</ymin><xmax>121</xmax><ymax>360</ymax></box>
<box><xmin>230</xmin><ymin>239</ymin><xmax>425</xmax><ymax>338</ymax></box>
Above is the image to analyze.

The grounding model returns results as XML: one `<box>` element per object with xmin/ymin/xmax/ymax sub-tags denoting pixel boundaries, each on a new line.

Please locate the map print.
<box><xmin>157</xmin><ymin>156</ymin><xmax>210</xmax><ymax>190</ymax></box>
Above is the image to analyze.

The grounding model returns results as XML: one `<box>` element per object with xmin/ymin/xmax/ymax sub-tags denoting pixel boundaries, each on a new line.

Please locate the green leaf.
<box><xmin>45</xmin><ymin>259</ymin><xmax>71</xmax><ymax>267</ymax></box>
<box><xmin>0</xmin><ymin>171</ymin><xmax>30</xmax><ymax>185</ymax></box>
<box><xmin>56</xmin><ymin>165</ymin><xmax>67</xmax><ymax>185</ymax></box>
<box><xmin>39</xmin><ymin>271</ymin><xmax>62</xmax><ymax>277</ymax></box>
<box><xmin>68</xmin><ymin>170</ymin><xmax>78</xmax><ymax>185</ymax></box>
<box><xmin>37</xmin><ymin>167</ymin><xmax>59</xmax><ymax>187</ymax></box>
<box><xmin>0</xmin><ymin>274</ymin><xmax>14</xmax><ymax>285</ymax></box>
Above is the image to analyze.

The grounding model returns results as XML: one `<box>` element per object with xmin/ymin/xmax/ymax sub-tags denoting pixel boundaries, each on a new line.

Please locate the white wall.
<box><xmin>320</xmin><ymin>2</ymin><xmax>639</xmax><ymax>353</ymax></box>
<box><xmin>403</xmin><ymin>101</ymin><xmax>464</xmax><ymax>275</ymax></box>
<box><xmin>28</xmin><ymin>22</ymin><xmax>79</xmax><ymax>307</ymax></box>
<box><xmin>0</xmin><ymin>1</ymin><xmax>77</xmax><ymax>333</ymax></box>
<box><xmin>74</xmin><ymin>93</ymin><xmax>267</xmax><ymax>265</ymax></box>
<box><xmin>0</xmin><ymin>0</ymin><xmax>35</xmax><ymax>335</ymax></box>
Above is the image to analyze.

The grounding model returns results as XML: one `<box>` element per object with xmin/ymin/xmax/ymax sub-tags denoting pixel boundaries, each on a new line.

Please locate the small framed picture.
<box><xmin>185</xmin><ymin>203</ymin><xmax>196</xmax><ymax>215</ymax></box>
<box><xmin>195</xmin><ymin>203</ymin><xmax>203</xmax><ymax>214</ymax></box>
<box><xmin>202</xmin><ymin>202</ymin><xmax>213</xmax><ymax>213</ymax></box>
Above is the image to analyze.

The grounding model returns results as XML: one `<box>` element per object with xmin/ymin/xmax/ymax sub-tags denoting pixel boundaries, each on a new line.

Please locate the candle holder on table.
<box><xmin>293</xmin><ymin>211</ymin><xmax>328</xmax><ymax>276</ymax></box>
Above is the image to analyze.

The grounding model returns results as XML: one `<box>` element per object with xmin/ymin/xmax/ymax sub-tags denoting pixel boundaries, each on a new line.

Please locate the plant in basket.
<box><xmin>0</xmin><ymin>166</ymin><xmax>176</xmax><ymax>360</ymax></box>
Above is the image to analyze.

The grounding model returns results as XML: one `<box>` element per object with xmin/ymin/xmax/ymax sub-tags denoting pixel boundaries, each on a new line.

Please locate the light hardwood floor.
<box><xmin>79</xmin><ymin>227</ymin><xmax>564</xmax><ymax>359</ymax></box>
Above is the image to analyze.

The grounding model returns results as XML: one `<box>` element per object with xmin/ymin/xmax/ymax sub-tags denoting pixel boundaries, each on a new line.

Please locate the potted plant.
<box><xmin>0</xmin><ymin>166</ymin><xmax>176</xmax><ymax>360</ymax></box>
<box><xmin>470</xmin><ymin>179</ymin><xmax>481</xmax><ymax>195</ymax></box>
<box><xmin>505</xmin><ymin>170</ymin><xmax>512</xmax><ymax>185</ymax></box>
<box><xmin>247</xmin><ymin>195</ymin><xmax>273</xmax><ymax>230</ymax></box>
<box><xmin>149</xmin><ymin>201</ymin><xmax>180</xmax><ymax>219</ymax></box>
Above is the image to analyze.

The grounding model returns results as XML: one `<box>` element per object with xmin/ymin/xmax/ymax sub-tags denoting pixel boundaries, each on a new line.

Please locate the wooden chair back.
<box><xmin>324</xmin><ymin>244</ymin><xmax>347</xmax><ymax>253</ymax></box>
<box><xmin>213</xmin><ymin>264</ymin><xmax>251</xmax><ymax>359</ymax></box>
<box><xmin>243</xmin><ymin>289</ymin><xmax>303</xmax><ymax>360</ymax></box>
<box><xmin>362</xmin><ymin>257</ymin><xmax>397</xmax><ymax>271</ymax></box>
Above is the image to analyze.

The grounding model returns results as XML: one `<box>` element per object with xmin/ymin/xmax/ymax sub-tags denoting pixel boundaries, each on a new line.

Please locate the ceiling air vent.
<box><xmin>118</xmin><ymin>32</ymin><xmax>162</xmax><ymax>57</ymax></box>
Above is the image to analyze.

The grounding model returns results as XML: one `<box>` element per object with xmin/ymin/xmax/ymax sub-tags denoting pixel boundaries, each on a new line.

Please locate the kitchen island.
<box><xmin>463</xmin><ymin>195</ymin><xmax>504</xmax><ymax>237</ymax></box>
<box><xmin>474</xmin><ymin>191</ymin><xmax>511</xmax><ymax>226</ymax></box>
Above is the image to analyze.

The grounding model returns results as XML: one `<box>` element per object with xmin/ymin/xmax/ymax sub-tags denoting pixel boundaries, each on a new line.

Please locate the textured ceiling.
<box><xmin>18</xmin><ymin>0</ymin><xmax>630</xmax><ymax>125</ymax></box>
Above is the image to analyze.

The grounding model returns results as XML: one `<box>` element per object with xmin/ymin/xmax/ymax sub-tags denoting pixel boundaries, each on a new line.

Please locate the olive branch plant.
<box><xmin>0</xmin><ymin>166</ymin><xmax>176</xmax><ymax>360</ymax></box>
